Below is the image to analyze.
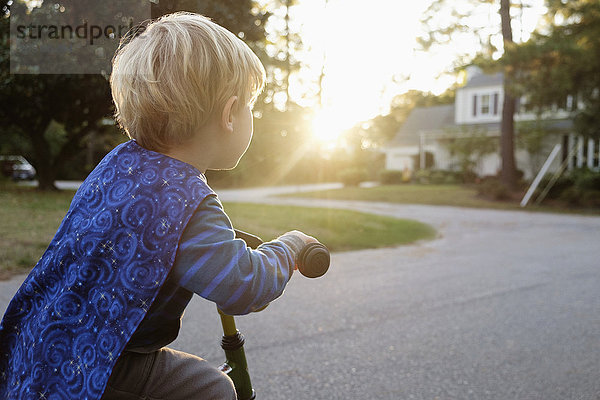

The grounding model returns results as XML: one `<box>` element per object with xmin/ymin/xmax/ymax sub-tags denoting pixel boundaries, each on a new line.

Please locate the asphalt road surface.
<box><xmin>173</xmin><ymin>195</ymin><xmax>600</xmax><ymax>400</ymax></box>
<box><xmin>2</xmin><ymin>190</ymin><xmax>599</xmax><ymax>399</ymax></box>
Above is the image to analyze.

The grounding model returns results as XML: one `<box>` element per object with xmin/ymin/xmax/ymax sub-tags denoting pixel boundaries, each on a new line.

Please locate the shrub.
<box><xmin>443</xmin><ymin>173</ymin><xmax>460</xmax><ymax>184</ymax></box>
<box><xmin>553</xmin><ymin>176</ymin><xmax>600</xmax><ymax>208</ymax></box>
<box><xmin>339</xmin><ymin>168</ymin><xmax>367</xmax><ymax>187</ymax></box>
<box><xmin>572</xmin><ymin>168</ymin><xmax>600</xmax><ymax>191</ymax></box>
<box><xmin>536</xmin><ymin>175</ymin><xmax>575</xmax><ymax>200</ymax></box>
<box><xmin>415</xmin><ymin>169</ymin><xmax>461</xmax><ymax>185</ymax></box>
<box><xmin>379</xmin><ymin>170</ymin><xmax>405</xmax><ymax>185</ymax></box>
<box><xmin>429</xmin><ymin>170</ymin><xmax>447</xmax><ymax>184</ymax></box>
<box><xmin>414</xmin><ymin>169</ymin><xmax>431</xmax><ymax>184</ymax></box>
<box><xmin>528</xmin><ymin>168</ymin><xmax>600</xmax><ymax>207</ymax></box>
<box><xmin>558</xmin><ymin>187</ymin><xmax>581</xmax><ymax>206</ymax></box>
<box><xmin>459</xmin><ymin>170</ymin><xmax>478</xmax><ymax>184</ymax></box>
<box><xmin>477</xmin><ymin>178</ymin><xmax>510</xmax><ymax>200</ymax></box>
<box><xmin>581</xmin><ymin>190</ymin><xmax>600</xmax><ymax>208</ymax></box>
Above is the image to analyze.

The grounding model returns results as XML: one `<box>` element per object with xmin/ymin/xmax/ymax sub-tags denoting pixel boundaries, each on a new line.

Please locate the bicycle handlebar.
<box><xmin>296</xmin><ymin>242</ymin><xmax>330</xmax><ymax>278</ymax></box>
<box><xmin>234</xmin><ymin>230</ymin><xmax>263</xmax><ymax>249</ymax></box>
<box><xmin>234</xmin><ymin>229</ymin><xmax>330</xmax><ymax>278</ymax></box>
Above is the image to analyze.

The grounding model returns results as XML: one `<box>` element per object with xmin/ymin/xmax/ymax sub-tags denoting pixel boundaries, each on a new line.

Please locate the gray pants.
<box><xmin>101</xmin><ymin>348</ymin><xmax>237</xmax><ymax>400</ymax></box>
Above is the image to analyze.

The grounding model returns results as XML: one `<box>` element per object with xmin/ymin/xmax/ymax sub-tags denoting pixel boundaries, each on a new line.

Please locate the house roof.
<box><xmin>388</xmin><ymin>104</ymin><xmax>456</xmax><ymax>146</ymax></box>
<box><xmin>387</xmin><ymin>104</ymin><xmax>574</xmax><ymax>149</ymax></box>
<box><xmin>464</xmin><ymin>71</ymin><xmax>504</xmax><ymax>88</ymax></box>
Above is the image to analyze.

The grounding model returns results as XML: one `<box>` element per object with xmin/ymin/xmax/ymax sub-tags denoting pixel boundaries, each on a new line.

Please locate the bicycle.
<box><xmin>217</xmin><ymin>230</ymin><xmax>331</xmax><ymax>400</ymax></box>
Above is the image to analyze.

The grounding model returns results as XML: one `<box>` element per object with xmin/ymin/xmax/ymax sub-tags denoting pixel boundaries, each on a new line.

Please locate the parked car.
<box><xmin>0</xmin><ymin>155</ymin><xmax>37</xmax><ymax>181</ymax></box>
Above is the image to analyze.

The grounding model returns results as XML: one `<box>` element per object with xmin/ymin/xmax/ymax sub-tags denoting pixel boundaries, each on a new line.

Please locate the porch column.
<box><xmin>596</xmin><ymin>140</ymin><xmax>600</xmax><ymax>170</ymax></box>
<box><xmin>577</xmin><ymin>136</ymin><xmax>584</xmax><ymax>168</ymax></box>
<box><xmin>588</xmin><ymin>139</ymin><xmax>595</xmax><ymax>169</ymax></box>
<box><xmin>568</xmin><ymin>134</ymin><xmax>574</xmax><ymax>170</ymax></box>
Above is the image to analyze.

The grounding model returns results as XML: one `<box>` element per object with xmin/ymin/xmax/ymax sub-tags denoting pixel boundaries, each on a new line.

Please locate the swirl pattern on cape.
<box><xmin>0</xmin><ymin>141</ymin><xmax>213</xmax><ymax>400</ymax></box>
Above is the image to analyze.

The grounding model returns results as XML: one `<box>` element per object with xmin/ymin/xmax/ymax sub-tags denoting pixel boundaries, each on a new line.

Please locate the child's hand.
<box><xmin>281</xmin><ymin>230</ymin><xmax>319</xmax><ymax>271</ymax></box>
<box><xmin>284</xmin><ymin>230</ymin><xmax>318</xmax><ymax>247</ymax></box>
<box><xmin>276</xmin><ymin>230</ymin><xmax>320</xmax><ymax>271</ymax></box>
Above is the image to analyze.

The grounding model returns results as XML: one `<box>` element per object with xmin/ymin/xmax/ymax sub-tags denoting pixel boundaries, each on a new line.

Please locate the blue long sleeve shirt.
<box><xmin>126</xmin><ymin>194</ymin><xmax>304</xmax><ymax>352</ymax></box>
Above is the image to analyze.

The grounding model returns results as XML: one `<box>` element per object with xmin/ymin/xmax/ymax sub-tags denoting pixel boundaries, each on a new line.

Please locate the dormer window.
<box><xmin>472</xmin><ymin>92</ymin><xmax>499</xmax><ymax>117</ymax></box>
<box><xmin>481</xmin><ymin>94</ymin><xmax>491</xmax><ymax>114</ymax></box>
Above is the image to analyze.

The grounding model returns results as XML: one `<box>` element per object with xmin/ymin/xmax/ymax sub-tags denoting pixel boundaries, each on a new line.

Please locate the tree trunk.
<box><xmin>28</xmin><ymin>125</ymin><xmax>58</xmax><ymax>191</ymax></box>
<box><xmin>500</xmin><ymin>90</ymin><xmax>517</xmax><ymax>189</ymax></box>
<box><xmin>499</xmin><ymin>0</ymin><xmax>517</xmax><ymax>189</ymax></box>
<box><xmin>37</xmin><ymin>167</ymin><xmax>59</xmax><ymax>191</ymax></box>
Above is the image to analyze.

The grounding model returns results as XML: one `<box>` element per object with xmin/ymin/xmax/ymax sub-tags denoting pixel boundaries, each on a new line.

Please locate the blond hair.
<box><xmin>110</xmin><ymin>12</ymin><xmax>265</xmax><ymax>151</ymax></box>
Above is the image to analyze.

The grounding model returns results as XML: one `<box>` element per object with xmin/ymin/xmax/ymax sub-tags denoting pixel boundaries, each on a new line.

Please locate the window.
<box><xmin>472</xmin><ymin>92</ymin><xmax>500</xmax><ymax>117</ymax></box>
<box><xmin>480</xmin><ymin>94</ymin><xmax>490</xmax><ymax>115</ymax></box>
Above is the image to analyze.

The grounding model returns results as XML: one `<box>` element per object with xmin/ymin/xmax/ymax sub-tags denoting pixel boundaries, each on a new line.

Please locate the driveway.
<box><xmin>2</xmin><ymin>185</ymin><xmax>599</xmax><ymax>399</ymax></box>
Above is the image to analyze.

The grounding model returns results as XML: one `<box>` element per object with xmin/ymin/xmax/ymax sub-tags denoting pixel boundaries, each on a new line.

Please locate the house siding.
<box><xmin>385</xmin><ymin>147</ymin><xmax>419</xmax><ymax>171</ymax></box>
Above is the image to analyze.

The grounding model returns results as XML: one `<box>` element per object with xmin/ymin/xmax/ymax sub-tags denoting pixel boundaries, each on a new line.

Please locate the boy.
<box><xmin>0</xmin><ymin>12</ymin><xmax>318</xmax><ymax>400</ymax></box>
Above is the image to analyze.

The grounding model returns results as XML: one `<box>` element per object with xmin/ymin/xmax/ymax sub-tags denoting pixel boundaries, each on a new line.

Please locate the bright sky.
<box><xmin>282</xmin><ymin>0</ymin><xmax>547</xmax><ymax>143</ymax></box>
<box><xmin>20</xmin><ymin>0</ymin><xmax>546</xmax><ymax>145</ymax></box>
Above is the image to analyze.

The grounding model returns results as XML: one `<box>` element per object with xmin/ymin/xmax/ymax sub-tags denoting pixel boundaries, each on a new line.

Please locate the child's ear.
<box><xmin>221</xmin><ymin>96</ymin><xmax>238</xmax><ymax>133</ymax></box>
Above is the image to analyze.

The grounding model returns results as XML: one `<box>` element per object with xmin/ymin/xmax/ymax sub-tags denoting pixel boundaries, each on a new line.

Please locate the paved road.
<box><xmin>2</xmin><ymin>186</ymin><xmax>600</xmax><ymax>399</ymax></box>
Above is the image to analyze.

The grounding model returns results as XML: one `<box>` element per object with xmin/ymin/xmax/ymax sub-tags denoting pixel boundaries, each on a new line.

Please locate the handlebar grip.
<box><xmin>297</xmin><ymin>243</ymin><xmax>330</xmax><ymax>278</ymax></box>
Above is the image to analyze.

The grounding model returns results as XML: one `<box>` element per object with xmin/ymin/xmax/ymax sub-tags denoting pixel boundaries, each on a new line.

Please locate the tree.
<box><xmin>504</xmin><ymin>0</ymin><xmax>600</xmax><ymax>139</ymax></box>
<box><xmin>420</xmin><ymin>0</ymin><xmax>531</xmax><ymax>189</ymax></box>
<box><xmin>253</xmin><ymin>0</ymin><xmax>302</xmax><ymax>111</ymax></box>
<box><xmin>498</xmin><ymin>0</ymin><xmax>518</xmax><ymax>189</ymax></box>
<box><xmin>150</xmin><ymin>0</ymin><xmax>269</xmax><ymax>45</ymax></box>
<box><xmin>0</xmin><ymin>1</ymin><xmax>115</xmax><ymax>190</ymax></box>
<box><xmin>1</xmin><ymin>0</ymin><xmax>270</xmax><ymax>190</ymax></box>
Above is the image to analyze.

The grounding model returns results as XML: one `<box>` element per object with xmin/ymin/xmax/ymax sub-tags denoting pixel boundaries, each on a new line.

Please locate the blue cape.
<box><xmin>0</xmin><ymin>141</ymin><xmax>213</xmax><ymax>400</ymax></box>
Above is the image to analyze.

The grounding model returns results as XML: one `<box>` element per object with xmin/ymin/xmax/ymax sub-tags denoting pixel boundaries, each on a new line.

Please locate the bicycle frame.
<box><xmin>218</xmin><ymin>309</ymin><xmax>255</xmax><ymax>400</ymax></box>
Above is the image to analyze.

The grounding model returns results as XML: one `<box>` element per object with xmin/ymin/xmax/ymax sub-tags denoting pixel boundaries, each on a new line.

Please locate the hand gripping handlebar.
<box><xmin>234</xmin><ymin>229</ymin><xmax>330</xmax><ymax>278</ymax></box>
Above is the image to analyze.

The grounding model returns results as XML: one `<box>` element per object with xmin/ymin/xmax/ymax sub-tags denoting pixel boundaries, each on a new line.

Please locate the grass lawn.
<box><xmin>224</xmin><ymin>202</ymin><xmax>435</xmax><ymax>252</ymax></box>
<box><xmin>282</xmin><ymin>184</ymin><xmax>600</xmax><ymax>214</ymax></box>
<box><xmin>0</xmin><ymin>183</ymin><xmax>435</xmax><ymax>279</ymax></box>
<box><xmin>0</xmin><ymin>185</ymin><xmax>76</xmax><ymax>279</ymax></box>
<box><xmin>282</xmin><ymin>184</ymin><xmax>510</xmax><ymax>209</ymax></box>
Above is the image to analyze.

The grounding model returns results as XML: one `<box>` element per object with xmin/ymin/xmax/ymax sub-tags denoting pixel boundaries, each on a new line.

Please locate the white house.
<box><xmin>383</xmin><ymin>66</ymin><xmax>600</xmax><ymax>180</ymax></box>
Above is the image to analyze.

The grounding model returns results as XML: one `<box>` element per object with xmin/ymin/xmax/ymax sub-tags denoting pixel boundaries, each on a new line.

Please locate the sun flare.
<box><xmin>311</xmin><ymin>109</ymin><xmax>347</xmax><ymax>146</ymax></box>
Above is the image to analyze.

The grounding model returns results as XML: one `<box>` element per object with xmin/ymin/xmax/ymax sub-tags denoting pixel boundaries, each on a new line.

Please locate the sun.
<box><xmin>311</xmin><ymin>109</ymin><xmax>347</xmax><ymax>147</ymax></box>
